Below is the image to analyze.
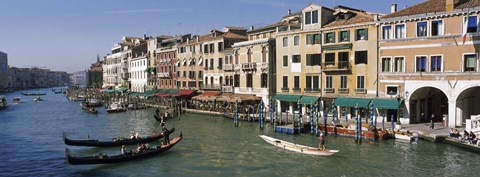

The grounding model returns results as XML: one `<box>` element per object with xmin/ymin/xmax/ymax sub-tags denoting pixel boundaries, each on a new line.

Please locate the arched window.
<box><xmin>210</xmin><ymin>77</ymin><xmax>214</xmax><ymax>87</ymax></box>
<box><xmin>219</xmin><ymin>76</ymin><xmax>223</xmax><ymax>85</ymax></box>
<box><xmin>262</xmin><ymin>47</ymin><xmax>267</xmax><ymax>63</ymax></box>
<box><xmin>247</xmin><ymin>49</ymin><xmax>252</xmax><ymax>63</ymax></box>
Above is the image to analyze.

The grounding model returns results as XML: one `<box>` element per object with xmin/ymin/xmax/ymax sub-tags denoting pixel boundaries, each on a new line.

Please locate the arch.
<box><xmin>408</xmin><ymin>86</ymin><xmax>448</xmax><ymax>124</ymax></box>
<box><xmin>247</xmin><ymin>48</ymin><xmax>252</xmax><ymax>63</ymax></box>
<box><xmin>454</xmin><ymin>85</ymin><xmax>480</xmax><ymax>126</ymax></box>
<box><xmin>453</xmin><ymin>83</ymin><xmax>480</xmax><ymax>101</ymax></box>
<box><xmin>210</xmin><ymin>77</ymin><xmax>214</xmax><ymax>87</ymax></box>
<box><xmin>219</xmin><ymin>76</ymin><xmax>223</xmax><ymax>85</ymax></box>
<box><xmin>408</xmin><ymin>85</ymin><xmax>450</xmax><ymax>101</ymax></box>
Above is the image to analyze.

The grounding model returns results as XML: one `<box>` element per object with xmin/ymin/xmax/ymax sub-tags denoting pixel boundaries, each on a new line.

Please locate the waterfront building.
<box><xmin>129</xmin><ymin>40</ymin><xmax>148</xmax><ymax>93</ymax></box>
<box><xmin>379</xmin><ymin>0</ymin><xmax>480</xmax><ymax>127</ymax></box>
<box><xmin>70</xmin><ymin>71</ymin><xmax>86</xmax><ymax>86</ymax></box>
<box><xmin>0</xmin><ymin>51</ymin><xmax>7</xmax><ymax>91</ymax></box>
<box><xmin>200</xmin><ymin>27</ymin><xmax>247</xmax><ymax>92</ymax></box>
<box><xmin>145</xmin><ymin>36</ymin><xmax>171</xmax><ymax>91</ymax></box>
<box><xmin>8</xmin><ymin>67</ymin><xmax>31</xmax><ymax>89</ymax></box>
<box><xmin>176</xmin><ymin>35</ymin><xmax>207</xmax><ymax>90</ymax></box>
<box><xmin>86</xmin><ymin>55</ymin><xmax>103</xmax><ymax>88</ymax></box>
<box><xmin>157</xmin><ymin>35</ymin><xmax>188</xmax><ymax>89</ymax></box>
<box><xmin>229</xmin><ymin>11</ymin><xmax>301</xmax><ymax>106</ymax></box>
<box><xmin>103</xmin><ymin>36</ymin><xmax>143</xmax><ymax>89</ymax></box>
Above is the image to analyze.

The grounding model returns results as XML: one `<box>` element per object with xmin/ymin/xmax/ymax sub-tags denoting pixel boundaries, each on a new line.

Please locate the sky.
<box><xmin>0</xmin><ymin>0</ymin><xmax>424</xmax><ymax>73</ymax></box>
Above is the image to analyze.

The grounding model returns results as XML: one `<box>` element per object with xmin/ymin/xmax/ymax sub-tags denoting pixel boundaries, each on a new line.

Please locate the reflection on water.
<box><xmin>0</xmin><ymin>88</ymin><xmax>479</xmax><ymax>177</ymax></box>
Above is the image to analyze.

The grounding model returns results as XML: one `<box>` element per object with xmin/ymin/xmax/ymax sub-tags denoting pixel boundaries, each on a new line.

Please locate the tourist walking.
<box><xmin>430</xmin><ymin>114</ymin><xmax>435</xmax><ymax>129</ymax></box>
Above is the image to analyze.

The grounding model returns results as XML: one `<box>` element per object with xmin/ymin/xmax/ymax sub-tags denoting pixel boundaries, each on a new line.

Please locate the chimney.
<box><xmin>288</xmin><ymin>9</ymin><xmax>291</xmax><ymax>15</ymax></box>
<box><xmin>250</xmin><ymin>26</ymin><xmax>255</xmax><ymax>31</ymax></box>
<box><xmin>446</xmin><ymin>0</ymin><xmax>454</xmax><ymax>12</ymax></box>
<box><xmin>373</xmin><ymin>14</ymin><xmax>379</xmax><ymax>22</ymax></box>
<box><xmin>391</xmin><ymin>4</ymin><xmax>397</xmax><ymax>13</ymax></box>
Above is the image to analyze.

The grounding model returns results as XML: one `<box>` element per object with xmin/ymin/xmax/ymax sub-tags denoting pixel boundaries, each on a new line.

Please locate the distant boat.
<box><xmin>33</xmin><ymin>96</ymin><xmax>44</xmax><ymax>102</ymax></box>
<box><xmin>12</xmin><ymin>97</ymin><xmax>21</xmax><ymax>104</ymax></box>
<box><xmin>0</xmin><ymin>95</ymin><xmax>7</xmax><ymax>109</ymax></box>
<box><xmin>259</xmin><ymin>135</ymin><xmax>339</xmax><ymax>156</ymax></box>
<box><xmin>106</xmin><ymin>102</ymin><xmax>127</xmax><ymax>113</ymax></box>
<box><xmin>21</xmin><ymin>92</ymin><xmax>46</xmax><ymax>96</ymax></box>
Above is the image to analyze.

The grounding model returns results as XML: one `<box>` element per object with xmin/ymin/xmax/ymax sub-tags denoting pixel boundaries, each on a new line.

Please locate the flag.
<box><xmin>463</xmin><ymin>12</ymin><xmax>470</xmax><ymax>45</ymax></box>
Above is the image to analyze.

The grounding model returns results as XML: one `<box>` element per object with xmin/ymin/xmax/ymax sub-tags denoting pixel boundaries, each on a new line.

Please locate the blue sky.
<box><xmin>0</xmin><ymin>0</ymin><xmax>423</xmax><ymax>73</ymax></box>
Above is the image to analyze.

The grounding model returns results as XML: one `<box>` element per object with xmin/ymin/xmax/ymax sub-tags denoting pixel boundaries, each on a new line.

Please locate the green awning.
<box><xmin>272</xmin><ymin>94</ymin><xmax>302</xmax><ymax>102</ymax></box>
<box><xmin>144</xmin><ymin>67</ymin><xmax>156</xmax><ymax>73</ymax></box>
<box><xmin>322</xmin><ymin>44</ymin><xmax>352</xmax><ymax>51</ymax></box>
<box><xmin>299</xmin><ymin>95</ymin><xmax>320</xmax><ymax>104</ymax></box>
<box><xmin>371</xmin><ymin>99</ymin><xmax>403</xmax><ymax>110</ymax></box>
<box><xmin>167</xmin><ymin>89</ymin><xmax>179</xmax><ymax>94</ymax></box>
<box><xmin>334</xmin><ymin>97</ymin><xmax>371</xmax><ymax>108</ymax></box>
<box><xmin>157</xmin><ymin>89</ymin><xmax>168</xmax><ymax>94</ymax></box>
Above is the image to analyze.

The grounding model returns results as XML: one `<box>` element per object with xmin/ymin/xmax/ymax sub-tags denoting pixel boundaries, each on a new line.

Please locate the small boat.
<box><xmin>33</xmin><ymin>96</ymin><xmax>44</xmax><ymax>102</ymax></box>
<box><xmin>21</xmin><ymin>92</ymin><xmax>46</xmax><ymax>96</ymax></box>
<box><xmin>64</xmin><ymin>128</ymin><xmax>175</xmax><ymax>147</ymax></box>
<box><xmin>395</xmin><ymin>132</ymin><xmax>415</xmax><ymax>142</ymax></box>
<box><xmin>106</xmin><ymin>102</ymin><xmax>127</xmax><ymax>113</ymax></box>
<box><xmin>65</xmin><ymin>132</ymin><xmax>182</xmax><ymax>165</ymax></box>
<box><xmin>259</xmin><ymin>135</ymin><xmax>339</xmax><ymax>156</ymax></box>
<box><xmin>0</xmin><ymin>95</ymin><xmax>6</xmax><ymax>109</ymax></box>
<box><xmin>12</xmin><ymin>97</ymin><xmax>21</xmax><ymax>104</ymax></box>
<box><xmin>82</xmin><ymin>106</ymin><xmax>98</xmax><ymax>114</ymax></box>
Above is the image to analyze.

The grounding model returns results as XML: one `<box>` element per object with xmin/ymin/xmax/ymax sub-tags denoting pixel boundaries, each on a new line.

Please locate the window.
<box><xmin>338</xmin><ymin>52</ymin><xmax>349</xmax><ymax>69</ymax></box>
<box><xmin>325</xmin><ymin>53</ymin><xmax>335</xmax><ymax>65</ymax></box>
<box><xmin>340</xmin><ymin>76</ymin><xmax>347</xmax><ymax>89</ymax></box>
<box><xmin>326</xmin><ymin>76</ymin><xmax>333</xmax><ymax>89</ymax></box>
<box><xmin>282</xmin><ymin>76</ymin><xmax>288</xmax><ymax>88</ymax></box>
<box><xmin>357</xmin><ymin>76</ymin><xmax>365</xmax><ymax>89</ymax></box>
<box><xmin>210</xmin><ymin>58</ymin><xmax>214</xmax><ymax>70</ymax></box>
<box><xmin>283</xmin><ymin>37</ymin><xmax>288</xmax><ymax>47</ymax></box>
<box><xmin>209</xmin><ymin>44</ymin><xmax>215</xmax><ymax>53</ymax></box>
<box><xmin>416</xmin><ymin>56</ymin><xmax>427</xmax><ymax>72</ymax></box>
<box><xmin>306</xmin><ymin>34</ymin><xmax>313</xmax><ymax>45</ymax></box>
<box><xmin>394</xmin><ymin>57</ymin><xmax>404</xmax><ymax>72</ymax></box>
<box><xmin>395</xmin><ymin>24</ymin><xmax>406</xmax><ymax>39</ymax></box>
<box><xmin>234</xmin><ymin>74</ymin><xmax>240</xmax><ymax>87</ymax></box>
<box><xmin>283</xmin><ymin>56</ymin><xmax>288</xmax><ymax>67</ymax></box>
<box><xmin>312</xmin><ymin>10</ymin><xmax>318</xmax><ymax>24</ymax></box>
<box><xmin>218</xmin><ymin>58</ymin><xmax>223</xmax><ymax>69</ymax></box>
<box><xmin>325</xmin><ymin>32</ymin><xmax>335</xmax><ymax>44</ymax></box>
<box><xmin>466</xmin><ymin>16</ymin><xmax>478</xmax><ymax>33</ymax></box>
<box><xmin>305</xmin><ymin>11</ymin><xmax>311</xmax><ymax>24</ymax></box>
<box><xmin>306</xmin><ymin>54</ymin><xmax>322</xmax><ymax>66</ymax></box>
<box><xmin>204</xmin><ymin>44</ymin><xmax>209</xmax><ymax>53</ymax></box>
<box><xmin>313</xmin><ymin>34</ymin><xmax>320</xmax><ymax>44</ymax></box>
<box><xmin>218</xmin><ymin>42</ymin><xmax>223</xmax><ymax>52</ymax></box>
<box><xmin>417</xmin><ymin>22</ymin><xmax>428</xmax><ymax>37</ymax></box>
<box><xmin>382</xmin><ymin>26</ymin><xmax>392</xmax><ymax>40</ymax></box>
<box><xmin>431</xmin><ymin>20</ymin><xmax>443</xmax><ymax>36</ymax></box>
<box><xmin>464</xmin><ymin>54</ymin><xmax>476</xmax><ymax>72</ymax></box>
<box><xmin>339</xmin><ymin>30</ymin><xmax>350</xmax><ymax>42</ymax></box>
<box><xmin>313</xmin><ymin>76</ymin><xmax>319</xmax><ymax>90</ymax></box>
<box><xmin>306</xmin><ymin>76</ymin><xmax>312</xmax><ymax>89</ymax></box>
<box><xmin>205</xmin><ymin>59</ymin><xmax>209</xmax><ymax>69</ymax></box>
<box><xmin>198</xmin><ymin>71</ymin><xmax>203</xmax><ymax>78</ymax></box>
<box><xmin>292</xmin><ymin>55</ymin><xmax>301</xmax><ymax>63</ymax></box>
<box><xmin>431</xmin><ymin>56</ymin><xmax>442</xmax><ymax>72</ymax></box>
<box><xmin>382</xmin><ymin>57</ymin><xmax>391</xmax><ymax>72</ymax></box>
<box><xmin>356</xmin><ymin>28</ymin><xmax>368</xmax><ymax>40</ymax></box>
<box><xmin>294</xmin><ymin>36</ymin><xmax>299</xmax><ymax>46</ymax></box>
<box><xmin>387</xmin><ymin>86</ymin><xmax>398</xmax><ymax>95</ymax></box>
<box><xmin>355</xmin><ymin>51</ymin><xmax>367</xmax><ymax>64</ymax></box>
<box><xmin>246</xmin><ymin>74</ymin><xmax>253</xmax><ymax>88</ymax></box>
<box><xmin>294</xmin><ymin>76</ymin><xmax>300</xmax><ymax>89</ymax></box>
<box><xmin>261</xmin><ymin>73</ymin><xmax>267</xmax><ymax>88</ymax></box>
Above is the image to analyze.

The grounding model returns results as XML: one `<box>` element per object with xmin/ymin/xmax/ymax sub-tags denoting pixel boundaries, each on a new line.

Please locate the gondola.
<box><xmin>82</xmin><ymin>106</ymin><xmax>98</xmax><ymax>114</ymax></box>
<box><xmin>154</xmin><ymin>112</ymin><xmax>173</xmax><ymax>122</ymax></box>
<box><xmin>65</xmin><ymin>132</ymin><xmax>182</xmax><ymax>165</ymax></box>
<box><xmin>63</xmin><ymin>128</ymin><xmax>175</xmax><ymax>147</ymax></box>
<box><xmin>21</xmin><ymin>92</ymin><xmax>47</xmax><ymax>96</ymax></box>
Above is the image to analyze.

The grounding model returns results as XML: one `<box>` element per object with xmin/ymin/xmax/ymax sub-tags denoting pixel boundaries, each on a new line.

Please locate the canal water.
<box><xmin>0</xmin><ymin>88</ymin><xmax>479</xmax><ymax>177</ymax></box>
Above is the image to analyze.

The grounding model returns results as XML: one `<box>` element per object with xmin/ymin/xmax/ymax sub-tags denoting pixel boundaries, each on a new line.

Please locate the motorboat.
<box><xmin>12</xmin><ymin>97</ymin><xmax>21</xmax><ymax>104</ymax></box>
<box><xmin>106</xmin><ymin>102</ymin><xmax>127</xmax><ymax>113</ymax></box>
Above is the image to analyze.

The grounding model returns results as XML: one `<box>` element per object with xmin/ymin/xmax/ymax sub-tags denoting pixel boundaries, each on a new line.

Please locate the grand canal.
<box><xmin>0</xmin><ymin>88</ymin><xmax>479</xmax><ymax>177</ymax></box>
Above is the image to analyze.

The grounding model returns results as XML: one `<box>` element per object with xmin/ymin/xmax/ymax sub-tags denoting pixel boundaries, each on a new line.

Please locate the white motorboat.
<box><xmin>106</xmin><ymin>102</ymin><xmax>127</xmax><ymax>113</ymax></box>
<box><xmin>34</xmin><ymin>96</ymin><xmax>44</xmax><ymax>102</ymax></box>
<box><xmin>259</xmin><ymin>135</ymin><xmax>339</xmax><ymax>156</ymax></box>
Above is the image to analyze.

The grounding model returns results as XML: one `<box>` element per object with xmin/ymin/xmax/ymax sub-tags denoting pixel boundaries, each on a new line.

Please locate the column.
<box><xmin>448</xmin><ymin>100</ymin><xmax>457</xmax><ymax>128</ymax></box>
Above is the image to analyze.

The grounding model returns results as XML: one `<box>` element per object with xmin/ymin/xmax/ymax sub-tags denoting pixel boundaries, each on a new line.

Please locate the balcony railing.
<box><xmin>234</xmin><ymin>64</ymin><xmax>242</xmax><ymax>71</ymax></box>
<box><xmin>292</xmin><ymin>87</ymin><xmax>301</xmax><ymax>92</ymax></box>
<box><xmin>242</xmin><ymin>62</ymin><xmax>257</xmax><ymax>70</ymax></box>
<box><xmin>324</xmin><ymin>88</ymin><xmax>334</xmax><ymax>93</ymax></box>
<box><xmin>157</xmin><ymin>72</ymin><xmax>170</xmax><ymax>78</ymax></box>
<box><xmin>188</xmin><ymin>74</ymin><xmax>196</xmax><ymax>79</ymax></box>
<box><xmin>322</xmin><ymin>61</ymin><xmax>351</xmax><ymax>71</ymax></box>
<box><xmin>355</xmin><ymin>88</ymin><xmax>367</xmax><ymax>94</ymax></box>
<box><xmin>222</xmin><ymin>85</ymin><xmax>234</xmax><ymax>93</ymax></box>
<box><xmin>202</xmin><ymin>84</ymin><xmax>221</xmax><ymax>90</ymax></box>
<box><xmin>260</xmin><ymin>63</ymin><xmax>268</xmax><ymax>69</ymax></box>
<box><xmin>281</xmin><ymin>87</ymin><xmax>289</xmax><ymax>92</ymax></box>
<box><xmin>312</xmin><ymin>88</ymin><xmax>320</xmax><ymax>93</ymax></box>
<box><xmin>223</xmin><ymin>64</ymin><xmax>234</xmax><ymax>71</ymax></box>
<box><xmin>338</xmin><ymin>88</ymin><xmax>349</xmax><ymax>93</ymax></box>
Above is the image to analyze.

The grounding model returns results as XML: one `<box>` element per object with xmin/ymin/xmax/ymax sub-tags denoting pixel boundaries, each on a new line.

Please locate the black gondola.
<box><xmin>21</xmin><ymin>92</ymin><xmax>47</xmax><ymax>96</ymax></box>
<box><xmin>65</xmin><ymin>132</ymin><xmax>182</xmax><ymax>165</ymax></box>
<box><xmin>154</xmin><ymin>112</ymin><xmax>173</xmax><ymax>122</ymax></box>
<box><xmin>64</xmin><ymin>128</ymin><xmax>175</xmax><ymax>147</ymax></box>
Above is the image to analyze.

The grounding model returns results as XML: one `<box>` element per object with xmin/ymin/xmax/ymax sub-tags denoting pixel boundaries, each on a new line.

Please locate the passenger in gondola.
<box><xmin>164</xmin><ymin>111</ymin><xmax>169</xmax><ymax>119</ymax></box>
<box><xmin>121</xmin><ymin>145</ymin><xmax>128</xmax><ymax>155</ymax></box>
<box><xmin>163</xmin><ymin>126</ymin><xmax>170</xmax><ymax>145</ymax></box>
<box><xmin>155</xmin><ymin>108</ymin><xmax>160</xmax><ymax>116</ymax></box>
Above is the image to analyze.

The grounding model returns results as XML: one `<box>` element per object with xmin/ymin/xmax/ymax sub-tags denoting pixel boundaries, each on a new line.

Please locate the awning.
<box><xmin>153</xmin><ymin>93</ymin><xmax>171</xmax><ymax>97</ymax></box>
<box><xmin>182</xmin><ymin>59</ymin><xmax>187</xmax><ymax>66</ymax></box>
<box><xmin>299</xmin><ymin>95</ymin><xmax>320</xmax><ymax>104</ymax></box>
<box><xmin>321</xmin><ymin>44</ymin><xmax>353</xmax><ymax>51</ymax></box>
<box><xmin>192</xmin><ymin>91</ymin><xmax>220</xmax><ymax>101</ymax></box>
<box><xmin>145</xmin><ymin>67</ymin><xmax>156</xmax><ymax>73</ymax></box>
<box><xmin>272</xmin><ymin>94</ymin><xmax>302</xmax><ymax>102</ymax></box>
<box><xmin>216</xmin><ymin>93</ymin><xmax>234</xmax><ymax>102</ymax></box>
<box><xmin>176</xmin><ymin>60</ymin><xmax>180</xmax><ymax>66</ymax></box>
<box><xmin>198</xmin><ymin>58</ymin><xmax>203</xmax><ymax>65</ymax></box>
<box><xmin>371</xmin><ymin>99</ymin><xmax>403</xmax><ymax>110</ymax></box>
<box><xmin>227</xmin><ymin>94</ymin><xmax>260</xmax><ymax>103</ymax></box>
<box><xmin>178</xmin><ymin>89</ymin><xmax>196</xmax><ymax>96</ymax></box>
<box><xmin>334</xmin><ymin>97</ymin><xmax>371</xmax><ymax>108</ymax></box>
<box><xmin>167</xmin><ymin>89</ymin><xmax>179</xmax><ymax>94</ymax></box>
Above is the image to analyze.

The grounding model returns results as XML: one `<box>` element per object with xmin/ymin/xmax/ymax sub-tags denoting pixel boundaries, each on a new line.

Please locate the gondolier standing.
<box><xmin>318</xmin><ymin>133</ymin><xmax>325</xmax><ymax>150</ymax></box>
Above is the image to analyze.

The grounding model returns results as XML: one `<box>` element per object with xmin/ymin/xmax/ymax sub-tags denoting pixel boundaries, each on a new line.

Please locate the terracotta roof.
<box><xmin>383</xmin><ymin>0</ymin><xmax>480</xmax><ymax>19</ymax></box>
<box><xmin>324</xmin><ymin>11</ymin><xmax>374</xmax><ymax>28</ymax></box>
<box><xmin>249</xmin><ymin>12</ymin><xmax>301</xmax><ymax>34</ymax></box>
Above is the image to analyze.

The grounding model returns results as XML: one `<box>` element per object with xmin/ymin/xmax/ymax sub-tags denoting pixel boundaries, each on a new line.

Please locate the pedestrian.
<box><xmin>430</xmin><ymin>114</ymin><xmax>435</xmax><ymax>129</ymax></box>
<box><xmin>318</xmin><ymin>132</ymin><xmax>325</xmax><ymax>150</ymax></box>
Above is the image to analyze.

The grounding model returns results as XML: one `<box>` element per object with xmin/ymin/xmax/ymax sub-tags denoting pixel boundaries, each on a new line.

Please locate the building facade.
<box><xmin>379</xmin><ymin>0</ymin><xmax>480</xmax><ymax>127</ymax></box>
<box><xmin>0</xmin><ymin>51</ymin><xmax>8</xmax><ymax>91</ymax></box>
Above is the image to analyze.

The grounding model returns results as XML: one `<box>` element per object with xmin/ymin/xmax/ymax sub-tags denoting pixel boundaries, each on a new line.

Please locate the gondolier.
<box><xmin>319</xmin><ymin>133</ymin><xmax>325</xmax><ymax>150</ymax></box>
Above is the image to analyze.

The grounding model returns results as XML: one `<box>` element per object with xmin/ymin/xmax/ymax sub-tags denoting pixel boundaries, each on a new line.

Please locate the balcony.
<box><xmin>260</xmin><ymin>63</ymin><xmax>268</xmax><ymax>69</ymax></box>
<box><xmin>188</xmin><ymin>74</ymin><xmax>196</xmax><ymax>79</ymax></box>
<box><xmin>312</xmin><ymin>88</ymin><xmax>320</xmax><ymax>93</ymax></box>
<box><xmin>222</xmin><ymin>85</ymin><xmax>234</xmax><ymax>93</ymax></box>
<box><xmin>304</xmin><ymin>88</ymin><xmax>312</xmax><ymax>93</ymax></box>
<box><xmin>322</xmin><ymin>61</ymin><xmax>351</xmax><ymax>71</ymax></box>
<box><xmin>223</xmin><ymin>64</ymin><xmax>234</xmax><ymax>72</ymax></box>
<box><xmin>292</xmin><ymin>87</ymin><xmax>301</xmax><ymax>92</ymax></box>
<box><xmin>338</xmin><ymin>88</ymin><xmax>349</xmax><ymax>93</ymax></box>
<box><xmin>122</xmin><ymin>73</ymin><xmax>129</xmax><ymax>79</ymax></box>
<box><xmin>157</xmin><ymin>72</ymin><xmax>170</xmax><ymax>78</ymax></box>
<box><xmin>242</xmin><ymin>62</ymin><xmax>257</xmax><ymax>71</ymax></box>
<box><xmin>234</xmin><ymin>64</ymin><xmax>242</xmax><ymax>71</ymax></box>
<box><xmin>202</xmin><ymin>84</ymin><xmax>221</xmax><ymax>90</ymax></box>
<box><xmin>324</xmin><ymin>88</ymin><xmax>334</xmax><ymax>93</ymax></box>
<box><xmin>355</xmin><ymin>88</ymin><xmax>367</xmax><ymax>94</ymax></box>
<box><xmin>281</xmin><ymin>87</ymin><xmax>289</xmax><ymax>92</ymax></box>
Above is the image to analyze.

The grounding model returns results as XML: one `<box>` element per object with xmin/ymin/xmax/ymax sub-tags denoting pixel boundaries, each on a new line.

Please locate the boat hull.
<box><xmin>259</xmin><ymin>135</ymin><xmax>339</xmax><ymax>156</ymax></box>
<box><xmin>64</xmin><ymin>128</ymin><xmax>174</xmax><ymax>147</ymax></box>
